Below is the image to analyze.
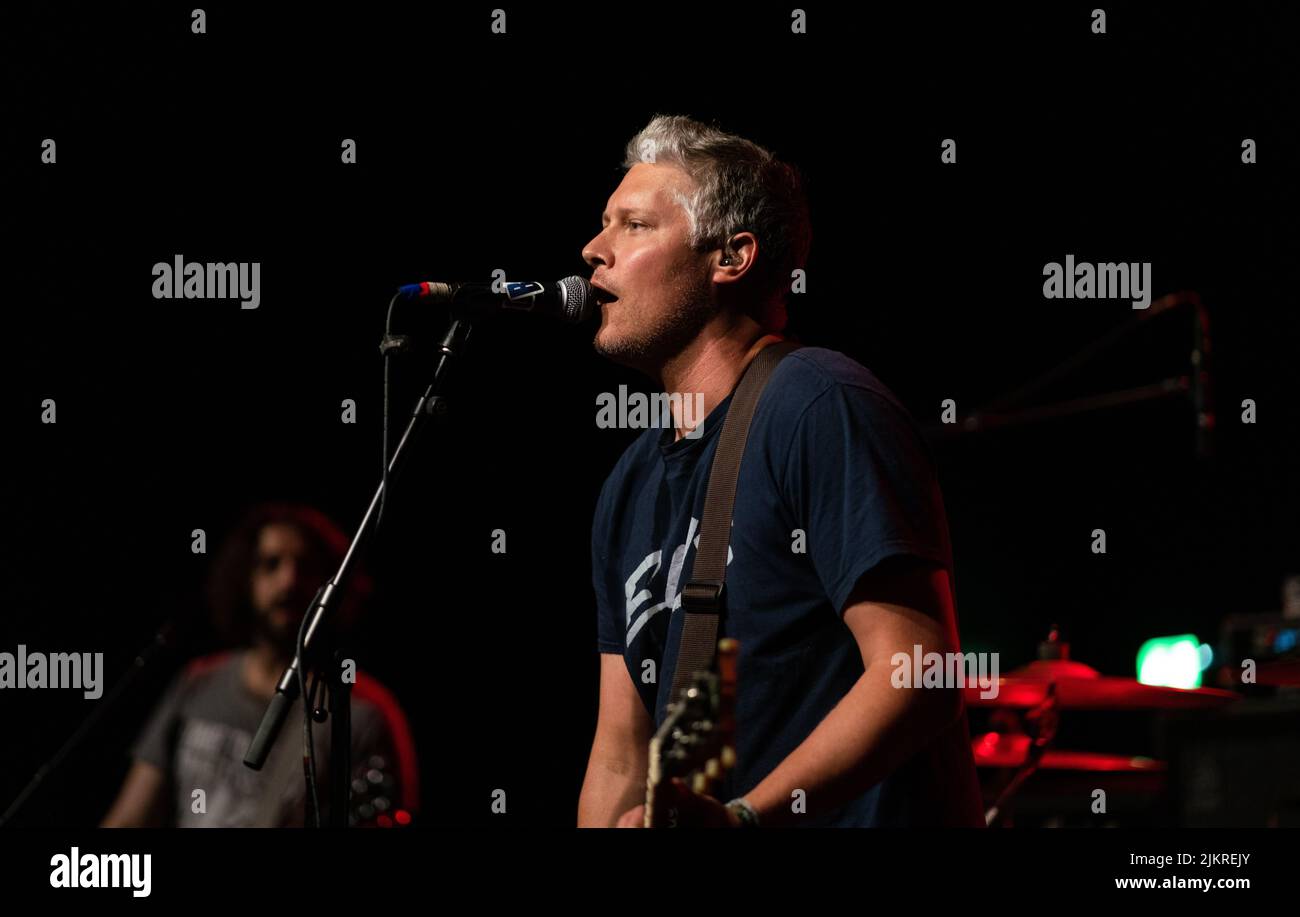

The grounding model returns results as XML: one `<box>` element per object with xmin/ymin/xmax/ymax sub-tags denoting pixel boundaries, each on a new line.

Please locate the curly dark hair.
<box><xmin>205</xmin><ymin>502</ymin><xmax>373</xmax><ymax>647</ymax></box>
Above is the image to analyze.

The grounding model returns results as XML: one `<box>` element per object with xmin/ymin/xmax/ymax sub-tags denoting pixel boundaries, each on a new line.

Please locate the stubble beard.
<box><xmin>592</xmin><ymin>271</ymin><xmax>717</xmax><ymax>374</ymax></box>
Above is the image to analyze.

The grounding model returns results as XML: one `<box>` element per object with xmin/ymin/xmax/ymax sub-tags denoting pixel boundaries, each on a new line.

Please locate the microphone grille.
<box><xmin>556</xmin><ymin>275</ymin><xmax>596</xmax><ymax>324</ymax></box>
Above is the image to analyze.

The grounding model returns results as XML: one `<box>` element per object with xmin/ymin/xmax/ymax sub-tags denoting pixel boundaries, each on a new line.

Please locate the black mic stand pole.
<box><xmin>243</xmin><ymin>315</ymin><xmax>472</xmax><ymax>829</ymax></box>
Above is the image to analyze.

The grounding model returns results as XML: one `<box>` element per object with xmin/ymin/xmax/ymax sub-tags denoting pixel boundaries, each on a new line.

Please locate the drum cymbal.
<box><xmin>964</xmin><ymin>659</ymin><xmax>1240</xmax><ymax>710</ymax></box>
<box><xmin>972</xmin><ymin>732</ymin><xmax>1166</xmax><ymax>772</ymax></box>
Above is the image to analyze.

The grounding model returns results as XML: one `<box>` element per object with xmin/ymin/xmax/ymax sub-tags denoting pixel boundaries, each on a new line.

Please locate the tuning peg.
<box><xmin>705</xmin><ymin>758</ymin><xmax>721</xmax><ymax>780</ymax></box>
<box><xmin>721</xmin><ymin>746</ymin><xmax>736</xmax><ymax>769</ymax></box>
<box><xmin>692</xmin><ymin>772</ymin><xmax>709</xmax><ymax>795</ymax></box>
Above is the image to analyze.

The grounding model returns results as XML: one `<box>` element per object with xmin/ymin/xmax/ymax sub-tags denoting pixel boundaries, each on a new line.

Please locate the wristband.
<box><xmin>725</xmin><ymin>797</ymin><xmax>760</xmax><ymax>828</ymax></box>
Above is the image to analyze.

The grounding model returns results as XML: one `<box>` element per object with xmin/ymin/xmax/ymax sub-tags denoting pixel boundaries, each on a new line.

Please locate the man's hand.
<box><xmin>725</xmin><ymin>557</ymin><xmax>965</xmax><ymax>827</ymax></box>
<box><xmin>615</xmin><ymin>778</ymin><xmax>741</xmax><ymax>828</ymax></box>
<box><xmin>579</xmin><ymin>653</ymin><xmax>654</xmax><ymax>827</ymax></box>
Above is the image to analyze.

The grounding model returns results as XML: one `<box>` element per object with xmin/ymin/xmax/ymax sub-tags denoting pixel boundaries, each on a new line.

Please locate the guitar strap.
<box><xmin>665</xmin><ymin>340</ymin><xmax>801</xmax><ymax>716</ymax></box>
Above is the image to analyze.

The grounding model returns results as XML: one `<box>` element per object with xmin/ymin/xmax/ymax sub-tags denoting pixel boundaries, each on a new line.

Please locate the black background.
<box><xmin>3</xmin><ymin>2</ymin><xmax>1297</xmax><ymax>828</ymax></box>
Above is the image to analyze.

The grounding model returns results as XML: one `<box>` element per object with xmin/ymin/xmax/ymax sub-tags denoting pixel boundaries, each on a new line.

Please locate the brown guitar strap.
<box><xmin>665</xmin><ymin>340</ymin><xmax>801</xmax><ymax>717</ymax></box>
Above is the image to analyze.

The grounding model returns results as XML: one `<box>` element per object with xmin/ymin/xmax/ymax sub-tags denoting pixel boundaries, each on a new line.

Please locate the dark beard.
<box><xmin>250</xmin><ymin>604</ymin><xmax>301</xmax><ymax>657</ymax></box>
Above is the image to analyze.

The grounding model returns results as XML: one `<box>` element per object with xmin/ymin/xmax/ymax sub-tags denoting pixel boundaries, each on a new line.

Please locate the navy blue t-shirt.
<box><xmin>592</xmin><ymin>346</ymin><xmax>984</xmax><ymax>827</ymax></box>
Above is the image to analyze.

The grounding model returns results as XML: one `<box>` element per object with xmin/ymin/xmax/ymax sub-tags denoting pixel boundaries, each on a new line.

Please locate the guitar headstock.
<box><xmin>644</xmin><ymin>638</ymin><xmax>738</xmax><ymax>828</ymax></box>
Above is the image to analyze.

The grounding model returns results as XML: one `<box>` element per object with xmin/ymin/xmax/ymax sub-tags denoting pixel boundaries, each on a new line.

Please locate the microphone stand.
<box><xmin>984</xmin><ymin>683</ymin><xmax>1060</xmax><ymax>827</ymax></box>
<box><xmin>923</xmin><ymin>290</ymin><xmax>1213</xmax><ymax>453</ymax></box>
<box><xmin>243</xmin><ymin>315</ymin><xmax>472</xmax><ymax>828</ymax></box>
<box><xmin>0</xmin><ymin>624</ymin><xmax>177</xmax><ymax>828</ymax></box>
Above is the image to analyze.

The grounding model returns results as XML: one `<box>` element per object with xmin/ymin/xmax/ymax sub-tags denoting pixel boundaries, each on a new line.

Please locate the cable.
<box><xmin>296</xmin><ymin>596</ymin><xmax>322</xmax><ymax>827</ymax></box>
<box><xmin>377</xmin><ymin>293</ymin><xmax>405</xmax><ymax>533</ymax></box>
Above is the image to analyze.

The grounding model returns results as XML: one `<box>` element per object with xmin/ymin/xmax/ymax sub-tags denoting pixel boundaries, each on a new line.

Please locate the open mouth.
<box><xmin>591</xmin><ymin>282</ymin><xmax>619</xmax><ymax>305</ymax></box>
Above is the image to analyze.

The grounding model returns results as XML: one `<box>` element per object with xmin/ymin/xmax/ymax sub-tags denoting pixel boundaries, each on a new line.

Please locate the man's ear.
<box><xmin>715</xmin><ymin>232</ymin><xmax>758</xmax><ymax>278</ymax></box>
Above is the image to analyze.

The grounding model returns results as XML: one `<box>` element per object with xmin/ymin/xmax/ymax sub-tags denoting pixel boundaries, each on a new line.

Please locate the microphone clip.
<box><xmin>379</xmin><ymin>334</ymin><xmax>414</xmax><ymax>357</ymax></box>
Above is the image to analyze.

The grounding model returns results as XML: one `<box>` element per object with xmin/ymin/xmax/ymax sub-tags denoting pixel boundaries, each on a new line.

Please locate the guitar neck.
<box><xmin>642</xmin><ymin>638</ymin><xmax>739</xmax><ymax>828</ymax></box>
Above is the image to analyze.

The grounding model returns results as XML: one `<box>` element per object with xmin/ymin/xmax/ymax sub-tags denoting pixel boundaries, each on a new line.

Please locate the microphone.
<box><xmin>397</xmin><ymin>276</ymin><xmax>596</xmax><ymax>324</ymax></box>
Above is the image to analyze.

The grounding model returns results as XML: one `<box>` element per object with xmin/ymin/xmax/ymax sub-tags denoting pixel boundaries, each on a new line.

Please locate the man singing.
<box><xmin>577</xmin><ymin>115</ymin><xmax>984</xmax><ymax>827</ymax></box>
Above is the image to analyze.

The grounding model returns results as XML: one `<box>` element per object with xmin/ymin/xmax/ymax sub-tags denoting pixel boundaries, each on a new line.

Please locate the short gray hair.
<box><xmin>621</xmin><ymin>114</ymin><xmax>812</xmax><ymax>329</ymax></box>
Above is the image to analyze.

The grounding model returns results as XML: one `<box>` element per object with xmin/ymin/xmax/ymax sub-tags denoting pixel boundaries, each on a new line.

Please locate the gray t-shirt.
<box><xmin>132</xmin><ymin>651</ymin><xmax>412</xmax><ymax>827</ymax></box>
